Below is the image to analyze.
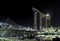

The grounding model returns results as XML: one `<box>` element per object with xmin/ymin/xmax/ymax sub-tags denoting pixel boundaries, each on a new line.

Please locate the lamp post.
<box><xmin>32</xmin><ymin>7</ymin><xmax>45</xmax><ymax>31</ymax></box>
<box><xmin>45</xmin><ymin>14</ymin><xmax>51</xmax><ymax>28</ymax></box>
<box><xmin>34</xmin><ymin>12</ymin><xmax>37</xmax><ymax>30</ymax></box>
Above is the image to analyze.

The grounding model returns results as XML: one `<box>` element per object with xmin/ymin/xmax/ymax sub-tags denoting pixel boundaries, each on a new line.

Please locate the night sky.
<box><xmin>1</xmin><ymin>0</ymin><xmax>60</xmax><ymax>27</ymax></box>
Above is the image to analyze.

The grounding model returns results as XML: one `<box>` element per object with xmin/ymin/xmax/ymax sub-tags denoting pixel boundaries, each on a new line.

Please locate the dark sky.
<box><xmin>1</xmin><ymin>0</ymin><xmax>60</xmax><ymax>27</ymax></box>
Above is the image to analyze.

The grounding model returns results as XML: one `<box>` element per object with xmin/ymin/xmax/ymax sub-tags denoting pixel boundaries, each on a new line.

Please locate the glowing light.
<box><xmin>46</xmin><ymin>14</ymin><xmax>50</xmax><ymax>16</ymax></box>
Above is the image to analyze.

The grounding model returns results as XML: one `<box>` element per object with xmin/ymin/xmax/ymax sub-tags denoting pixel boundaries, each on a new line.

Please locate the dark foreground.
<box><xmin>52</xmin><ymin>37</ymin><xmax>60</xmax><ymax>41</ymax></box>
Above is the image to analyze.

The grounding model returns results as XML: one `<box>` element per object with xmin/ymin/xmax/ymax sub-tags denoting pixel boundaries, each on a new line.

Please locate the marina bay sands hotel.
<box><xmin>32</xmin><ymin>7</ymin><xmax>51</xmax><ymax>31</ymax></box>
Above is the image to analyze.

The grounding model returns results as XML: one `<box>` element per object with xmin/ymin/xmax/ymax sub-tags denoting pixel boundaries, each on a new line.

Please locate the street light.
<box><xmin>46</xmin><ymin>14</ymin><xmax>51</xmax><ymax>19</ymax></box>
<box><xmin>46</xmin><ymin>14</ymin><xmax>50</xmax><ymax>17</ymax></box>
<box><xmin>45</xmin><ymin>14</ymin><xmax>51</xmax><ymax>28</ymax></box>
